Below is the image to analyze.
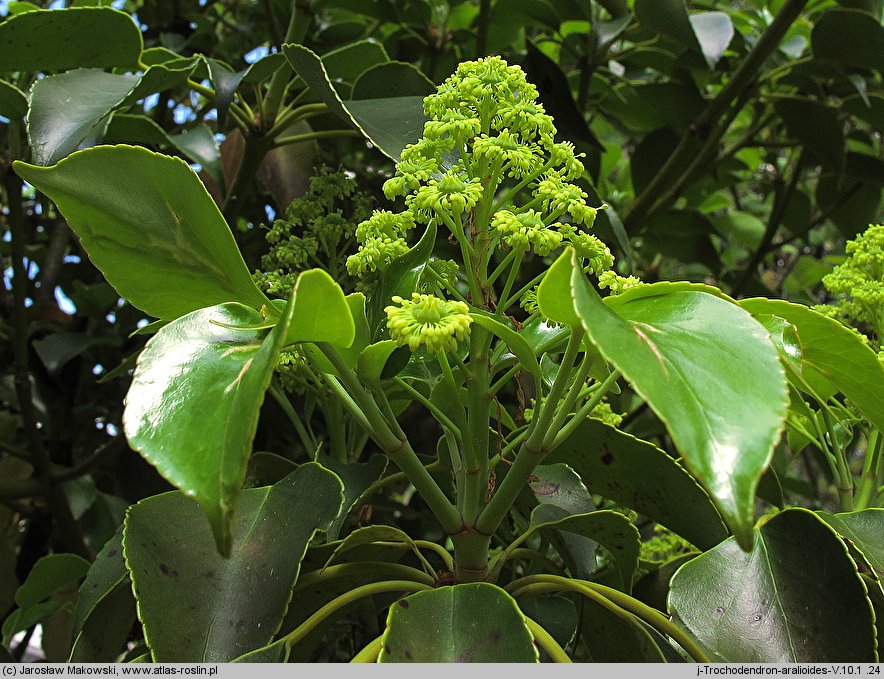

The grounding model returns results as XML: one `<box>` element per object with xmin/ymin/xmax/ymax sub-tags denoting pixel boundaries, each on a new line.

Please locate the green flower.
<box><xmin>383</xmin><ymin>155</ymin><xmax>440</xmax><ymax>199</ymax></box>
<box><xmin>816</xmin><ymin>224</ymin><xmax>883</xmax><ymax>347</ymax></box>
<box><xmin>424</xmin><ymin>109</ymin><xmax>482</xmax><ymax>143</ymax></box>
<box><xmin>385</xmin><ymin>293</ymin><xmax>473</xmax><ymax>352</ymax></box>
<box><xmin>420</xmin><ymin>258</ymin><xmax>460</xmax><ymax>292</ymax></box>
<box><xmin>346</xmin><ymin>235</ymin><xmax>409</xmax><ymax>277</ymax></box>
<box><xmin>535</xmin><ymin>172</ymin><xmax>598</xmax><ymax>226</ymax></box>
<box><xmin>549</xmin><ymin>141</ymin><xmax>586</xmax><ymax>181</ymax></box>
<box><xmin>472</xmin><ymin>130</ymin><xmax>541</xmax><ymax>178</ymax></box>
<box><xmin>590</xmin><ymin>402</ymin><xmax>623</xmax><ymax>427</ymax></box>
<box><xmin>354</xmin><ymin>210</ymin><xmax>415</xmax><ymax>242</ymax></box>
<box><xmin>494</xmin><ymin>100</ymin><xmax>556</xmax><ymax>144</ymax></box>
<box><xmin>569</xmin><ymin>232</ymin><xmax>614</xmax><ymax>275</ymax></box>
<box><xmin>599</xmin><ymin>270</ymin><xmax>643</xmax><ymax>295</ymax></box>
<box><xmin>412</xmin><ymin>169</ymin><xmax>484</xmax><ymax>218</ymax></box>
<box><xmin>492</xmin><ymin>209</ymin><xmax>563</xmax><ymax>255</ymax></box>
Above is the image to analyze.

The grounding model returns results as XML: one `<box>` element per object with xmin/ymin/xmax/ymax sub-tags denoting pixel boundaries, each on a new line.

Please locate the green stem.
<box><xmin>273</xmin><ymin>129</ymin><xmax>361</xmax><ymax>147</ymax></box>
<box><xmin>393</xmin><ymin>377</ymin><xmax>462</xmax><ymax>440</ymax></box>
<box><xmin>507</xmin><ymin>575</ymin><xmax>710</xmax><ymax>663</ymax></box>
<box><xmin>855</xmin><ymin>429</ymin><xmax>881</xmax><ymax>510</ymax></box>
<box><xmin>550</xmin><ymin>369</ymin><xmax>620</xmax><ymax>449</ymax></box>
<box><xmin>263</xmin><ymin>2</ymin><xmax>307</xmax><ymax>126</ymax></box>
<box><xmin>495</xmin><ymin>249</ymin><xmax>524</xmax><ymax>316</ymax></box>
<box><xmin>269</xmin><ymin>382</ymin><xmax>316</xmax><ymax>454</ymax></box>
<box><xmin>524</xmin><ymin>617</ymin><xmax>572</xmax><ymax>662</ymax></box>
<box><xmin>318</xmin><ymin>345</ymin><xmax>461</xmax><ymax>535</ymax></box>
<box><xmin>414</xmin><ymin>539</ymin><xmax>455</xmax><ymax>572</ymax></box>
<box><xmin>296</xmin><ymin>562</ymin><xmax>436</xmax><ymax>589</ymax></box>
<box><xmin>279</xmin><ymin>580</ymin><xmax>432</xmax><ymax>657</ymax></box>
<box><xmin>351</xmin><ymin>635</ymin><xmax>383</xmax><ymax>663</ymax></box>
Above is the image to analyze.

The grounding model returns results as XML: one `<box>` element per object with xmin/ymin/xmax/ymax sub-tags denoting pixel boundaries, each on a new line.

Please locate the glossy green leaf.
<box><xmin>286</xmin><ymin>269</ymin><xmax>355</xmax><ymax>348</ymax></box>
<box><xmin>469</xmin><ymin>311</ymin><xmax>541</xmax><ymax>378</ymax></box>
<box><xmin>27</xmin><ymin>70</ymin><xmax>139</xmax><ymax>166</ymax></box>
<box><xmin>739</xmin><ymin>298</ymin><xmax>884</xmax><ymax>433</ymax></box>
<box><xmin>123</xmin><ymin>463</ymin><xmax>344</xmax><ymax>662</ymax></box>
<box><xmin>634</xmin><ymin>0</ymin><xmax>703</xmax><ymax>57</ymax></box>
<box><xmin>320</xmin><ymin>39</ymin><xmax>389</xmax><ymax>87</ymax></box>
<box><xmin>204</xmin><ymin>58</ymin><xmax>246</xmax><ymax>128</ymax></box>
<box><xmin>124</xmin><ymin>294</ymin><xmax>298</xmax><ymax>555</ymax></box>
<box><xmin>357</xmin><ymin>340</ymin><xmax>410</xmax><ymax>385</ymax></box>
<box><xmin>0</xmin><ymin>79</ymin><xmax>28</xmax><ymax>121</ymax></box>
<box><xmin>167</xmin><ymin>123</ymin><xmax>224</xmax><ymax>190</ymax></box>
<box><xmin>324</xmin><ymin>525</ymin><xmax>426</xmax><ymax>569</ymax></box>
<box><xmin>379</xmin><ymin>584</ymin><xmax>539</xmax><ymax>662</ymax></box>
<box><xmin>0</xmin><ymin>8</ymin><xmax>142</xmax><ymax>73</ymax></box>
<box><xmin>517</xmin><ymin>595</ymin><xmax>577</xmax><ymax>653</ymax></box>
<box><xmin>283</xmin><ymin>43</ymin><xmax>427</xmax><ymax>161</ymax></box>
<box><xmin>559</xmin><ymin>251</ymin><xmax>788</xmax><ymax>547</ymax></box>
<box><xmin>546</xmin><ymin>419</ymin><xmax>728</xmax><ymax>551</ymax></box>
<box><xmin>817</xmin><ymin>509</ymin><xmax>884</xmax><ymax>580</ymax></box>
<box><xmin>69</xmin><ymin>583</ymin><xmax>134</xmax><ymax>662</ymax></box>
<box><xmin>15</xmin><ymin>553</ymin><xmax>90</xmax><ymax>610</ymax></box>
<box><xmin>13</xmin><ymin>146</ymin><xmax>269</xmax><ymax>320</ymax></box>
<box><xmin>669</xmin><ymin>508</ymin><xmax>877</xmax><ymax>662</ymax></box>
<box><xmin>812</xmin><ymin>9</ymin><xmax>884</xmax><ymax>71</ymax></box>
<box><xmin>72</xmin><ymin>528</ymin><xmax>128</xmax><ymax>637</ymax></box>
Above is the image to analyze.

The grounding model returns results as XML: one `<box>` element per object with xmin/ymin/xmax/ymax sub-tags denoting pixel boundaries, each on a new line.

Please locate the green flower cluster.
<box><xmin>253</xmin><ymin>167</ymin><xmax>374</xmax><ymax>297</ymax></box>
<box><xmin>346</xmin><ymin>210</ymin><xmax>416</xmax><ymax>276</ymax></box>
<box><xmin>349</xmin><ymin>55</ymin><xmax>616</xmax><ymax>281</ymax></box>
<box><xmin>639</xmin><ymin>525</ymin><xmax>696</xmax><ymax>564</ymax></box>
<box><xmin>385</xmin><ymin>293</ymin><xmax>473</xmax><ymax>353</ymax></box>
<box><xmin>814</xmin><ymin>224</ymin><xmax>884</xmax><ymax>358</ymax></box>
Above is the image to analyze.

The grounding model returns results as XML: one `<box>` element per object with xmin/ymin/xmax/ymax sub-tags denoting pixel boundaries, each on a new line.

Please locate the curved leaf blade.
<box><xmin>379</xmin><ymin>584</ymin><xmax>539</xmax><ymax>662</ymax></box>
<box><xmin>567</xmin><ymin>254</ymin><xmax>788</xmax><ymax>547</ymax></box>
<box><xmin>13</xmin><ymin>146</ymin><xmax>269</xmax><ymax>320</ymax></box>
<box><xmin>123</xmin><ymin>294</ymin><xmax>297</xmax><ymax>555</ymax></box>
<box><xmin>668</xmin><ymin>508</ymin><xmax>877</xmax><ymax>662</ymax></box>
<box><xmin>123</xmin><ymin>464</ymin><xmax>344</xmax><ymax>662</ymax></box>
<box><xmin>0</xmin><ymin>8</ymin><xmax>143</xmax><ymax>73</ymax></box>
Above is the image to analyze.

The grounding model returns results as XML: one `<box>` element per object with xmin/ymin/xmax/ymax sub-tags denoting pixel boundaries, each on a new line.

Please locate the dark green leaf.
<box><xmin>469</xmin><ymin>311</ymin><xmax>542</xmax><ymax>378</ymax></box>
<box><xmin>0</xmin><ymin>8</ymin><xmax>142</xmax><ymax>73</ymax></box>
<box><xmin>15</xmin><ymin>553</ymin><xmax>90</xmax><ymax>610</ymax></box>
<box><xmin>546</xmin><ymin>419</ymin><xmax>728</xmax><ymax>551</ymax></box>
<box><xmin>72</xmin><ymin>528</ymin><xmax>128</xmax><ymax>636</ymax></box>
<box><xmin>775</xmin><ymin>99</ymin><xmax>844</xmax><ymax>169</ymax></box>
<box><xmin>517</xmin><ymin>595</ymin><xmax>577</xmax><ymax>654</ymax></box>
<box><xmin>124</xmin><ymin>293</ymin><xmax>298</xmax><ymax>555</ymax></box>
<box><xmin>13</xmin><ymin>146</ymin><xmax>269</xmax><ymax>320</ymax></box>
<box><xmin>379</xmin><ymin>584</ymin><xmax>539</xmax><ymax>662</ymax></box>
<box><xmin>27</xmin><ymin>69</ymin><xmax>140</xmax><ymax>166</ymax></box>
<box><xmin>168</xmin><ymin>124</ymin><xmax>224</xmax><ymax>190</ymax></box>
<box><xmin>283</xmin><ymin>43</ymin><xmax>427</xmax><ymax>161</ymax></box>
<box><xmin>204</xmin><ymin>58</ymin><xmax>246</xmax><ymax>128</ymax></box>
<box><xmin>317</xmin><ymin>454</ymin><xmax>387</xmax><ymax>540</ymax></box>
<box><xmin>351</xmin><ymin>62</ymin><xmax>435</xmax><ymax>100</ymax></box>
<box><xmin>123</xmin><ymin>463</ymin><xmax>344</xmax><ymax>662</ymax></box>
<box><xmin>817</xmin><ymin>509</ymin><xmax>884</xmax><ymax>580</ymax></box>
<box><xmin>68</xmin><ymin>584</ymin><xmax>134</xmax><ymax>662</ymax></box>
<box><xmin>669</xmin><ymin>508</ymin><xmax>877</xmax><ymax>662</ymax></box>
<box><xmin>634</xmin><ymin>0</ymin><xmax>703</xmax><ymax>57</ymax></box>
<box><xmin>812</xmin><ymin>9</ymin><xmax>884</xmax><ymax>71</ymax></box>
<box><xmin>0</xmin><ymin>79</ymin><xmax>28</xmax><ymax>121</ymax></box>
<box><xmin>579</xmin><ymin>597</ymin><xmax>667</xmax><ymax>662</ymax></box>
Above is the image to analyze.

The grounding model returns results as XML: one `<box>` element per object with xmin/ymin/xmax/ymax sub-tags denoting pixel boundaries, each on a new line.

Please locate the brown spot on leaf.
<box><xmin>398</xmin><ymin>599</ymin><xmax>409</xmax><ymax>609</ymax></box>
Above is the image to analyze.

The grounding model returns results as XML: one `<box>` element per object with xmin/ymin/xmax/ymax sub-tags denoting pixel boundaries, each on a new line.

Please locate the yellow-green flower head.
<box><xmin>494</xmin><ymin>100</ymin><xmax>556</xmax><ymax>145</ymax></box>
<box><xmin>536</xmin><ymin>172</ymin><xmax>598</xmax><ymax>225</ymax></box>
<box><xmin>346</xmin><ymin>235</ymin><xmax>409</xmax><ymax>277</ymax></box>
<box><xmin>492</xmin><ymin>209</ymin><xmax>563</xmax><ymax>255</ymax></box>
<box><xmin>599</xmin><ymin>270</ymin><xmax>643</xmax><ymax>295</ymax></box>
<box><xmin>383</xmin><ymin>155</ymin><xmax>440</xmax><ymax>199</ymax></box>
<box><xmin>472</xmin><ymin>129</ymin><xmax>541</xmax><ymax>178</ymax></box>
<box><xmin>354</xmin><ymin>209</ymin><xmax>415</xmax><ymax>242</ymax></box>
<box><xmin>412</xmin><ymin>168</ymin><xmax>484</xmax><ymax>217</ymax></box>
<box><xmin>385</xmin><ymin>293</ymin><xmax>473</xmax><ymax>353</ymax></box>
<box><xmin>549</xmin><ymin>141</ymin><xmax>586</xmax><ymax>181</ymax></box>
<box><xmin>424</xmin><ymin>109</ymin><xmax>482</xmax><ymax>143</ymax></box>
<box><xmin>520</xmin><ymin>286</ymin><xmax>539</xmax><ymax>315</ymax></box>
<box><xmin>423</xmin><ymin>56</ymin><xmax>538</xmax><ymax>120</ymax></box>
<box><xmin>570</xmin><ymin>232</ymin><xmax>615</xmax><ymax>275</ymax></box>
<box><xmin>818</xmin><ymin>224</ymin><xmax>884</xmax><ymax>344</ymax></box>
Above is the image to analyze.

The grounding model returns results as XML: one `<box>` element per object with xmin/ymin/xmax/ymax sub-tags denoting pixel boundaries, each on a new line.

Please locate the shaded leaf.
<box><xmin>0</xmin><ymin>8</ymin><xmax>142</xmax><ymax>73</ymax></box>
<box><xmin>669</xmin><ymin>508</ymin><xmax>877</xmax><ymax>662</ymax></box>
<box><xmin>124</xmin><ymin>291</ymin><xmax>299</xmax><ymax>555</ymax></box>
<box><xmin>546</xmin><ymin>419</ymin><xmax>727</xmax><ymax>551</ymax></box>
<box><xmin>123</xmin><ymin>463</ymin><xmax>343</xmax><ymax>662</ymax></box>
<box><xmin>812</xmin><ymin>9</ymin><xmax>884</xmax><ymax>71</ymax></box>
<box><xmin>379</xmin><ymin>584</ymin><xmax>539</xmax><ymax>662</ymax></box>
<box><xmin>351</xmin><ymin>62</ymin><xmax>435</xmax><ymax>100</ymax></box>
